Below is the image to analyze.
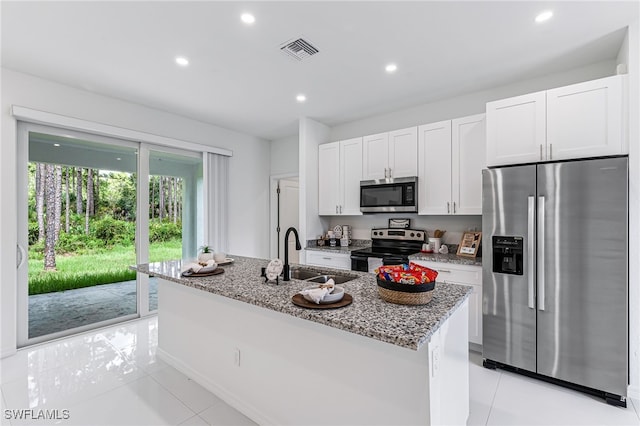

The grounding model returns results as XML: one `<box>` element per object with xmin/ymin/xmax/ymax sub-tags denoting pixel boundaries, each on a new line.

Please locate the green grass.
<box><xmin>28</xmin><ymin>240</ymin><xmax>182</xmax><ymax>295</ymax></box>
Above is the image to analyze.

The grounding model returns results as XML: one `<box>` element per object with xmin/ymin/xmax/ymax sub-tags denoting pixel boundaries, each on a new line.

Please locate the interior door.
<box><xmin>279</xmin><ymin>178</ymin><xmax>299</xmax><ymax>263</ymax></box>
<box><xmin>536</xmin><ymin>158</ymin><xmax>628</xmax><ymax>396</ymax></box>
<box><xmin>482</xmin><ymin>165</ymin><xmax>537</xmax><ymax>372</ymax></box>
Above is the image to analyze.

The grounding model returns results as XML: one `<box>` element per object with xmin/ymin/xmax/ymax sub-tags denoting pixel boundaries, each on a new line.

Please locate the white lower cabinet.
<box><xmin>305</xmin><ymin>251</ymin><xmax>351</xmax><ymax>270</ymax></box>
<box><xmin>413</xmin><ymin>260</ymin><xmax>482</xmax><ymax>346</ymax></box>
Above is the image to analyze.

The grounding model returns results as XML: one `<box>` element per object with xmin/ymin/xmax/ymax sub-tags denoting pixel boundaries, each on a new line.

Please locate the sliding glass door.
<box><xmin>17</xmin><ymin>124</ymin><xmax>203</xmax><ymax>346</ymax></box>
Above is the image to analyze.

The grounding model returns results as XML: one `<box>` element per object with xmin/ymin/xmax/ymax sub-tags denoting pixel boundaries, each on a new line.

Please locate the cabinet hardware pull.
<box><xmin>388</xmin><ymin>167</ymin><xmax>392</xmax><ymax>177</ymax></box>
<box><xmin>453</xmin><ymin>202</ymin><xmax>456</xmax><ymax>213</ymax></box>
<box><xmin>549</xmin><ymin>143</ymin><xmax>553</xmax><ymax>160</ymax></box>
<box><xmin>439</xmin><ymin>269</ymin><xmax>451</xmax><ymax>273</ymax></box>
<box><xmin>527</xmin><ymin>196</ymin><xmax>535</xmax><ymax>309</ymax></box>
<box><xmin>335</xmin><ymin>205</ymin><xmax>338</xmax><ymax>214</ymax></box>
<box><xmin>447</xmin><ymin>202</ymin><xmax>450</xmax><ymax>213</ymax></box>
<box><xmin>384</xmin><ymin>168</ymin><xmax>388</xmax><ymax>178</ymax></box>
<box><xmin>340</xmin><ymin>205</ymin><xmax>343</xmax><ymax>214</ymax></box>
<box><xmin>323</xmin><ymin>257</ymin><xmax>332</xmax><ymax>260</ymax></box>
<box><xmin>540</xmin><ymin>144</ymin><xmax>543</xmax><ymax>160</ymax></box>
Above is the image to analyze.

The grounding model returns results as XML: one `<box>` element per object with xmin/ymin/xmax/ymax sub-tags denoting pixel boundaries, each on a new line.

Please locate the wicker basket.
<box><xmin>376</xmin><ymin>278</ymin><xmax>435</xmax><ymax>305</ymax></box>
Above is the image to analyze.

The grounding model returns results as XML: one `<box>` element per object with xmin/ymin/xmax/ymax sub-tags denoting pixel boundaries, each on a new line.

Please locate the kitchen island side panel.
<box><xmin>157</xmin><ymin>278</ymin><xmax>469</xmax><ymax>426</ymax></box>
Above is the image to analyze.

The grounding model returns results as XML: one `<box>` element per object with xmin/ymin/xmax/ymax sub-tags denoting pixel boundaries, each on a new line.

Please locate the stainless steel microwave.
<box><xmin>360</xmin><ymin>176</ymin><xmax>418</xmax><ymax>213</ymax></box>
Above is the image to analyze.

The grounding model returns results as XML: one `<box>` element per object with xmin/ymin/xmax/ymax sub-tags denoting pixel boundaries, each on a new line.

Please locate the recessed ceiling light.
<box><xmin>241</xmin><ymin>13</ymin><xmax>255</xmax><ymax>24</ymax></box>
<box><xmin>53</xmin><ymin>143</ymin><xmax>60</xmax><ymax>147</ymax></box>
<box><xmin>385</xmin><ymin>63</ymin><xmax>398</xmax><ymax>73</ymax></box>
<box><xmin>175</xmin><ymin>56</ymin><xmax>189</xmax><ymax>66</ymax></box>
<box><xmin>296</xmin><ymin>94</ymin><xmax>307</xmax><ymax>103</ymax></box>
<box><xmin>535</xmin><ymin>10</ymin><xmax>553</xmax><ymax>23</ymax></box>
<box><xmin>116</xmin><ymin>157</ymin><xmax>122</xmax><ymax>161</ymax></box>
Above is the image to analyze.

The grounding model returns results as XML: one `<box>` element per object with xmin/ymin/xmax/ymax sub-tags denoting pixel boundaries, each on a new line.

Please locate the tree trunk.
<box><xmin>151</xmin><ymin>176</ymin><xmax>155</xmax><ymax>219</ymax></box>
<box><xmin>94</xmin><ymin>169</ymin><xmax>99</xmax><ymax>216</ymax></box>
<box><xmin>159</xmin><ymin>177</ymin><xmax>165</xmax><ymax>221</ymax></box>
<box><xmin>36</xmin><ymin>163</ymin><xmax>46</xmax><ymax>241</ymax></box>
<box><xmin>65</xmin><ymin>167</ymin><xmax>70</xmax><ymax>233</ymax></box>
<box><xmin>167</xmin><ymin>177</ymin><xmax>173</xmax><ymax>223</ymax></box>
<box><xmin>44</xmin><ymin>164</ymin><xmax>57</xmax><ymax>270</ymax></box>
<box><xmin>173</xmin><ymin>178</ymin><xmax>178</xmax><ymax>224</ymax></box>
<box><xmin>54</xmin><ymin>165</ymin><xmax>62</xmax><ymax>243</ymax></box>
<box><xmin>85</xmin><ymin>168</ymin><xmax>93</xmax><ymax>234</ymax></box>
<box><xmin>76</xmin><ymin>168</ymin><xmax>83</xmax><ymax>215</ymax></box>
<box><xmin>87</xmin><ymin>168</ymin><xmax>95</xmax><ymax>216</ymax></box>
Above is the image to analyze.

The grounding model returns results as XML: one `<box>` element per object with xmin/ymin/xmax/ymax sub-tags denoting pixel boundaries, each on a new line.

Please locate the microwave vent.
<box><xmin>279</xmin><ymin>38</ymin><xmax>319</xmax><ymax>61</ymax></box>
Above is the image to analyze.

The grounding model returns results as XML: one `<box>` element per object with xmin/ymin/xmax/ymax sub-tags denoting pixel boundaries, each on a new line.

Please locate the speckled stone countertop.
<box><xmin>304</xmin><ymin>245</ymin><xmax>368</xmax><ymax>254</ymax></box>
<box><xmin>409</xmin><ymin>253</ymin><xmax>483</xmax><ymax>266</ymax></box>
<box><xmin>134</xmin><ymin>256</ymin><xmax>471</xmax><ymax>351</ymax></box>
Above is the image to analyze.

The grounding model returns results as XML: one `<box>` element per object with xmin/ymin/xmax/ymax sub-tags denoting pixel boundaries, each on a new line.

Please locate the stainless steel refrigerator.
<box><xmin>482</xmin><ymin>156</ymin><xmax>628</xmax><ymax>406</ymax></box>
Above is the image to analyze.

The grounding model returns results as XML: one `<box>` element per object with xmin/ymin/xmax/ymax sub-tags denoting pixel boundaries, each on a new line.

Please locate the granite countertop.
<box><xmin>134</xmin><ymin>256</ymin><xmax>471</xmax><ymax>351</ymax></box>
<box><xmin>305</xmin><ymin>245</ymin><xmax>365</xmax><ymax>254</ymax></box>
<box><xmin>409</xmin><ymin>253</ymin><xmax>483</xmax><ymax>266</ymax></box>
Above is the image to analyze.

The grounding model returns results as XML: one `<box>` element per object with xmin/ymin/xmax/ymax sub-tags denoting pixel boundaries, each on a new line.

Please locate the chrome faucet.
<box><xmin>283</xmin><ymin>227</ymin><xmax>302</xmax><ymax>281</ymax></box>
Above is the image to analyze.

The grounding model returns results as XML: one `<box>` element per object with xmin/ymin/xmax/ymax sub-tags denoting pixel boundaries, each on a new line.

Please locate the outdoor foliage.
<box><xmin>27</xmin><ymin>162</ymin><xmax>184</xmax><ymax>294</ymax></box>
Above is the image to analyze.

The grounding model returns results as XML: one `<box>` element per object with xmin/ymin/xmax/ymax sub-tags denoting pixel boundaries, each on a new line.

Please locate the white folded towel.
<box><xmin>300</xmin><ymin>279</ymin><xmax>336</xmax><ymax>304</ymax></box>
<box><xmin>300</xmin><ymin>287</ymin><xmax>330</xmax><ymax>304</ymax></box>
<box><xmin>182</xmin><ymin>260</ymin><xmax>217</xmax><ymax>273</ymax></box>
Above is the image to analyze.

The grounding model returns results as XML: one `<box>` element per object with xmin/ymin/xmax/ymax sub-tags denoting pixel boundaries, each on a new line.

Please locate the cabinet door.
<box><xmin>452</xmin><ymin>114</ymin><xmax>486</xmax><ymax>215</ymax></box>
<box><xmin>547</xmin><ymin>75</ymin><xmax>625</xmax><ymax>160</ymax></box>
<box><xmin>339</xmin><ymin>137</ymin><xmax>363</xmax><ymax>215</ymax></box>
<box><xmin>318</xmin><ymin>142</ymin><xmax>340</xmax><ymax>215</ymax></box>
<box><xmin>305</xmin><ymin>251</ymin><xmax>351</xmax><ymax>270</ymax></box>
<box><xmin>388</xmin><ymin>127</ymin><xmax>418</xmax><ymax>178</ymax></box>
<box><xmin>417</xmin><ymin>121</ymin><xmax>452</xmax><ymax>215</ymax></box>
<box><xmin>362</xmin><ymin>132</ymin><xmax>389</xmax><ymax>180</ymax></box>
<box><xmin>486</xmin><ymin>91</ymin><xmax>546</xmax><ymax>166</ymax></box>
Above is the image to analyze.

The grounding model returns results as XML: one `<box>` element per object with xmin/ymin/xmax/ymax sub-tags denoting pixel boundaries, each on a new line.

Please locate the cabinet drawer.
<box><xmin>306</xmin><ymin>251</ymin><xmax>351</xmax><ymax>270</ymax></box>
<box><xmin>413</xmin><ymin>261</ymin><xmax>481</xmax><ymax>285</ymax></box>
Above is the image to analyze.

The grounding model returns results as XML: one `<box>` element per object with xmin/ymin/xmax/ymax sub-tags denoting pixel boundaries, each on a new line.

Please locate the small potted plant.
<box><xmin>198</xmin><ymin>245</ymin><xmax>214</xmax><ymax>262</ymax></box>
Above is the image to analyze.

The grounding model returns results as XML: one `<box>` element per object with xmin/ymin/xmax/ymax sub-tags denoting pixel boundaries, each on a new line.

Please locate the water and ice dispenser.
<box><xmin>492</xmin><ymin>236</ymin><xmax>524</xmax><ymax>275</ymax></box>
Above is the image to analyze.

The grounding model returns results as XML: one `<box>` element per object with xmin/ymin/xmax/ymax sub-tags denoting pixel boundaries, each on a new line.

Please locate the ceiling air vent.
<box><xmin>279</xmin><ymin>38</ymin><xmax>319</xmax><ymax>61</ymax></box>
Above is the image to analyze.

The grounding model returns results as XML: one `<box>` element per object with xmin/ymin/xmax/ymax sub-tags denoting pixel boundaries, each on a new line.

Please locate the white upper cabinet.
<box><xmin>388</xmin><ymin>127</ymin><xmax>419</xmax><ymax>178</ymax></box>
<box><xmin>486</xmin><ymin>75</ymin><xmax>627</xmax><ymax>167</ymax></box>
<box><xmin>452</xmin><ymin>114</ymin><xmax>486</xmax><ymax>215</ymax></box>
<box><xmin>418</xmin><ymin>114</ymin><xmax>485</xmax><ymax>215</ymax></box>
<box><xmin>362</xmin><ymin>132</ymin><xmax>389</xmax><ymax>180</ymax></box>
<box><xmin>339</xmin><ymin>137</ymin><xmax>364</xmax><ymax>215</ymax></box>
<box><xmin>418</xmin><ymin>120</ymin><xmax>452</xmax><ymax>215</ymax></box>
<box><xmin>318</xmin><ymin>142</ymin><xmax>341</xmax><ymax>215</ymax></box>
<box><xmin>547</xmin><ymin>75</ymin><xmax>624</xmax><ymax>160</ymax></box>
<box><xmin>363</xmin><ymin>127</ymin><xmax>417</xmax><ymax>180</ymax></box>
<box><xmin>486</xmin><ymin>91</ymin><xmax>546</xmax><ymax>166</ymax></box>
<box><xmin>318</xmin><ymin>138</ymin><xmax>363</xmax><ymax>216</ymax></box>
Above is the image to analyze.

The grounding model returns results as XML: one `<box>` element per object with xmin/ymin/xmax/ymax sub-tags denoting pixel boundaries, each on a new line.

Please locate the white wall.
<box><xmin>1</xmin><ymin>69</ymin><xmax>271</xmax><ymax>357</ymax></box>
<box><xmin>270</xmin><ymin>134</ymin><xmax>298</xmax><ymax>176</ymax></box>
<box><xmin>298</xmin><ymin>118</ymin><xmax>330</xmax><ymax>263</ymax></box>
<box><xmin>329</xmin><ymin>60</ymin><xmax>616</xmax><ymax>141</ymax></box>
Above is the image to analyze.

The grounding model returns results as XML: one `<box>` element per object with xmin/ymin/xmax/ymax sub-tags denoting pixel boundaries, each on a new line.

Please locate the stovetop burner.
<box><xmin>351</xmin><ymin>228</ymin><xmax>426</xmax><ymax>259</ymax></box>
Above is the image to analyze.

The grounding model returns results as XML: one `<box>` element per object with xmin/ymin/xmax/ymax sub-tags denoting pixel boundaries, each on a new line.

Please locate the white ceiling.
<box><xmin>2</xmin><ymin>1</ymin><xmax>638</xmax><ymax>141</ymax></box>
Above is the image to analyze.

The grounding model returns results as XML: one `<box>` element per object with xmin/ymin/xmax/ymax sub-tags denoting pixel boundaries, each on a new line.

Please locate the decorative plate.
<box><xmin>332</xmin><ymin>225</ymin><xmax>343</xmax><ymax>234</ymax></box>
<box><xmin>265</xmin><ymin>259</ymin><xmax>283</xmax><ymax>281</ymax></box>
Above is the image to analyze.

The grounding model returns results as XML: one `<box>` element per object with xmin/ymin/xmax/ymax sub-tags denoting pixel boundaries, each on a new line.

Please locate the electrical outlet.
<box><xmin>234</xmin><ymin>348</ymin><xmax>241</xmax><ymax>367</ymax></box>
<box><xmin>431</xmin><ymin>345</ymin><xmax>440</xmax><ymax>378</ymax></box>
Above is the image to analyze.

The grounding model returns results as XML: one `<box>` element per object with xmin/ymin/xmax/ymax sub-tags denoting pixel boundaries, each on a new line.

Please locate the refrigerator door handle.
<box><xmin>537</xmin><ymin>195</ymin><xmax>546</xmax><ymax>311</ymax></box>
<box><xmin>527</xmin><ymin>196</ymin><xmax>535</xmax><ymax>309</ymax></box>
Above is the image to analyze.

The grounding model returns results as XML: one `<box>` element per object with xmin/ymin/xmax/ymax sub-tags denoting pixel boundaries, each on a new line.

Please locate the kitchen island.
<box><xmin>135</xmin><ymin>256</ymin><xmax>472</xmax><ymax>425</ymax></box>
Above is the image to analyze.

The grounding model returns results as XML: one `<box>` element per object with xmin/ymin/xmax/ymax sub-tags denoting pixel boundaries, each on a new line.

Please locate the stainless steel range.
<box><xmin>350</xmin><ymin>228</ymin><xmax>426</xmax><ymax>272</ymax></box>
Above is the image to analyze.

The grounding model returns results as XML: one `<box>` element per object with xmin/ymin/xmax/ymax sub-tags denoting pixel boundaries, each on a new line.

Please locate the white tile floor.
<box><xmin>1</xmin><ymin>316</ymin><xmax>638</xmax><ymax>426</ymax></box>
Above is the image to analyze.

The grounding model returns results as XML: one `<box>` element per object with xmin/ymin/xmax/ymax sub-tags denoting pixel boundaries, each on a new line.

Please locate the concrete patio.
<box><xmin>28</xmin><ymin>278</ymin><xmax>158</xmax><ymax>338</ymax></box>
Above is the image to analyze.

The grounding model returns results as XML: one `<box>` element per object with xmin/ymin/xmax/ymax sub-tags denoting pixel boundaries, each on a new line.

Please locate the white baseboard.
<box><xmin>156</xmin><ymin>348</ymin><xmax>276</xmax><ymax>426</ymax></box>
<box><xmin>628</xmin><ymin>384</ymin><xmax>639</xmax><ymax>401</ymax></box>
<box><xmin>1</xmin><ymin>348</ymin><xmax>17</xmax><ymax>359</ymax></box>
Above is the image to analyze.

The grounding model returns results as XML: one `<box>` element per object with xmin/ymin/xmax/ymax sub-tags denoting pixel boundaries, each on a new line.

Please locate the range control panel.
<box><xmin>371</xmin><ymin>228</ymin><xmax>426</xmax><ymax>242</ymax></box>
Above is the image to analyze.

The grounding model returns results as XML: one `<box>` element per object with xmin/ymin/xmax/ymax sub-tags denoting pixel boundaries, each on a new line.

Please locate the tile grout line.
<box><xmin>483</xmin><ymin>370</ymin><xmax>502</xmax><ymax>426</ymax></box>
<box><xmin>146</xmin><ymin>369</ymin><xmax>220</xmax><ymax>417</ymax></box>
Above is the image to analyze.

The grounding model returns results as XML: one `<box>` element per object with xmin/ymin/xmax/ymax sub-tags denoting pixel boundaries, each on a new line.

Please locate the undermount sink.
<box><xmin>288</xmin><ymin>267</ymin><xmax>357</xmax><ymax>284</ymax></box>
